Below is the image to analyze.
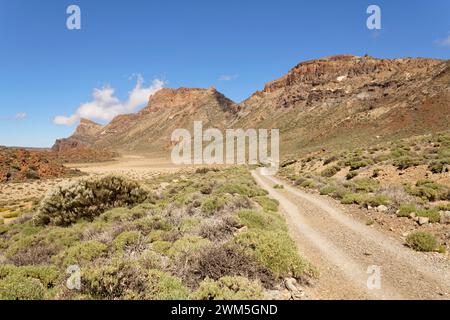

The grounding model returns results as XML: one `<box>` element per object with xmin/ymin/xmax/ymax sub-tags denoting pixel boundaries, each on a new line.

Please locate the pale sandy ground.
<box><xmin>253</xmin><ymin>168</ymin><xmax>450</xmax><ymax>300</ymax></box>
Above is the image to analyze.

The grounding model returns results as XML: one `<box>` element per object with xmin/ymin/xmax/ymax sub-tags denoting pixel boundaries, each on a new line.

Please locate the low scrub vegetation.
<box><xmin>406</xmin><ymin>232</ymin><xmax>439</xmax><ymax>252</ymax></box>
<box><xmin>0</xmin><ymin>167</ymin><xmax>315</xmax><ymax>300</ymax></box>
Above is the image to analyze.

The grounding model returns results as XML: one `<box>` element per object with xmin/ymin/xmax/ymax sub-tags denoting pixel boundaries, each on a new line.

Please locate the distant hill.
<box><xmin>53</xmin><ymin>55</ymin><xmax>450</xmax><ymax>158</ymax></box>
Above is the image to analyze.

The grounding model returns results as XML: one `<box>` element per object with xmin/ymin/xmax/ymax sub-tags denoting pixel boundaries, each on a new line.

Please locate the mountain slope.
<box><xmin>233</xmin><ymin>55</ymin><xmax>450</xmax><ymax>156</ymax></box>
<box><xmin>54</xmin><ymin>55</ymin><xmax>450</xmax><ymax>157</ymax></box>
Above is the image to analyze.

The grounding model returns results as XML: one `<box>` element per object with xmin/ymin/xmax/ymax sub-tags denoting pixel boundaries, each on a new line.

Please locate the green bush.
<box><xmin>346</xmin><ymin>171</ymin><xmax>358</xmax><ymax>180</ymax></box>
<box><xmin>236</xmin><ymin>230</ymin><xmax>316</xmax><ymax>278</ymax></box>
<box><xmin>237</xmin><ymin>210</ymin><xmax>285</xmax><ymax>232</ymax></box>
<box><xmin>406</xmin><ymin>232</ymin><xmax>438</xmax><ymax>252</ymax></box>
<box><xmin>300</xmin><ymin>180</ymin><xmax>315</xmax><ymax>188</ymax></box>
<box><xmin>53</xmin><ymin>240</ymin><xmax>108</xmax><ymax>266</ymax></box>
<box><xmin>416</xmin><ymin>208</ymin><xmax>440</xmax><ymax>223</ymax></box>
<box><xmin>397</xmin><ymin>204</ymin><xmax>417</xmax><ymax>217</ymax></box>
<box><xmin>37</xmin><ymin>175</ymin><xmax>149</xmax><ymax>226</ymax></box>
<box><xmin>393</xmin><ymin>157</ymin><xmax>422</xmax><ymax>170</ymax></box>
<box><xmin>0</xmin><ymin>265</ymin><xmax>60</xmax><ymax>288</ymax></box>
<box><xmin>151</xmin><ymin>241</ymin><xmax>172</xmax><ymax>254</ymax></box>
<box><xmin>341</xmin><ymin>193</ymin><xmax>389</xmax><ymax>207</ymax></box>
<box><xmin>144</xmin><ymin>270</ymin><xmax>189</xmax><ymax>300</ymax></box>
<box><xmin>201</xmin><ymin>195</ymin><xmax>227</xmax><ymax>215</ymax></box>
<box><xmin>215</xmin><ymin>183</ymin><xmax>266</xmax><ymax>197</ymax></box>
<box><xmin>0</xmin><ymin>274</ymin><xmax>46</xmax><ymax>300</ymax></box>
<box><xmin>113</xmin><ymin>230</ymin><xmax>143</xmax><ymax>251</ymax></box>
<box><xmin>2</xmin><ymin>211</ymin><xmax>19</xmax><ymax>219</ymax></box>
<box><xmin>167</xmin><ymin>236</ymin><xmax>210</xmax><ymax>257</ymax></box>
<box><xmin>81</xmin><ymin>259</ymin><xmax>145</xmax><ymax>299</ymax></box>
<box><xmin>320</xmin><ymin>186</ymin><xmax>337</xmax><ymax>195</ymax></box>
<box><xmin>406</xmin><ymin>180</ymin><xmax>449</xmax><ymax>201</ymax></box>
<box><xmin>191</xmin><ymin>276</ymin><xmax>263</xmax><ymax>300</ymax></box>
<box><xmin>253</xmin><ymin>196</ymin><xmax>279</xmax><ymax>212</ymax></box>
<box><xmin>352</xmin><ymin>178</ymin><xmax>379</xmax><ymax>193</ymax></box>
<box><xmin>321</xmin><ymin>166</ymin><xmax>341</xmax><ymax>178</ymax></box>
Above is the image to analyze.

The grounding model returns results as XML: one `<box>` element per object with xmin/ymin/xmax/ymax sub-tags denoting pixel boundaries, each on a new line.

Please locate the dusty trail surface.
<box><xmin>252</xmin><ymin>169</ymin><xmax>450</xmax><ymax>300</ymax></box>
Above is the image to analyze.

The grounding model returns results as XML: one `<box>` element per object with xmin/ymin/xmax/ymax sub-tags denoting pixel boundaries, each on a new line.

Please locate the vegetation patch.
<box><xmin>37</xmin><ymin>175</ymin><xmax>149</xmax><ymax>226</ymax></box>
<box><xmin>406</xmin><ymin>232</ymin><xmax>439</xmax><ymax>252</ymax></box>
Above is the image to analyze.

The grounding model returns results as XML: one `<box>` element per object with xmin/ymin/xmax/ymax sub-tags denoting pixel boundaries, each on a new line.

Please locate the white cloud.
<box><xmin>436</xmin><ymin>33</ymin><xmax>450</xmax><ymax>47</ymax></box>
<box><xmin>218</xmin><ymin>74</ymin><xmax>239</xmax><ymax>81</ymax></box>
<box><xmin>54</xmin><ymin>76</ymin><xmax>165</xmax><ymax>126</ymax></box>
<box><xmin>0</xmin><ymin>112</ymin><xmax>27</xmax><ymax>121</ymax></box>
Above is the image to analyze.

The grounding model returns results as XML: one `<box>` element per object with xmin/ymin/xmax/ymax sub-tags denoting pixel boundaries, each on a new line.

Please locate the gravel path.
<box><xmin>252</xmin><ymin>169</ymin><xmax>450</xmax><ymax>300</ymax></box>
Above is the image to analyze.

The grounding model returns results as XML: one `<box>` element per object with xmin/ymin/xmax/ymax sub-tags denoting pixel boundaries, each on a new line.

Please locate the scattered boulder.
<box><xmin>376</xmin><ymin>205</ymin><xmax>388</xmax><ymax>213</ymax></box>
<box><xmin>284</xmin><ymin>278</ymin><xmax>305</xmax><ymax>300</ymax></box>
<box><xmin>418</xmin><ymin>217</ymin><xmax>429</xmax><ymax>226</ymax></box>
<box><xmin>440</xmin><ymin>211</ymin><xmax>450</xmax><ymax>224</ymax></box>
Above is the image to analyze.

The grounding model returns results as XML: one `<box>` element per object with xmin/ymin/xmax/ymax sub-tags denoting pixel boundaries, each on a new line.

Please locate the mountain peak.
<box><xmin>140</xmin><ymin>87</ymin><xmax>234</xmax><ymax>113</ymax></box>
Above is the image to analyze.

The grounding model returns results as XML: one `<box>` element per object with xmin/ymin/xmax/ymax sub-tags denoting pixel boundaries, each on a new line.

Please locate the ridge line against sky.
<box><xmin>0</xmin><ymin>0</ymin><xmax>449</xmax><ymax>147</ymax></box>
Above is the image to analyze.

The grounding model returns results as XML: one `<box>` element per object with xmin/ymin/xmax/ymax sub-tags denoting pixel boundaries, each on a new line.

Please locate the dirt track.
<box><xmin>252</xmin><ymin>168</ymin><xmax>450</xmax><ymax>300</ymax></box>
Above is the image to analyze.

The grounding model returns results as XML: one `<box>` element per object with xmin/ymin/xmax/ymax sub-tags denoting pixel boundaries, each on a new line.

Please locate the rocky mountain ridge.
<box><xmin>53</xmin><ymin>55</ymin><xmax>450</xmax><ymax>157</ymax></box>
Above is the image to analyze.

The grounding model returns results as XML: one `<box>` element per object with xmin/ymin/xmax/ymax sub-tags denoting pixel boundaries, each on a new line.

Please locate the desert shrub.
<box><xmin>167</xmin><ymin>236</ymin><xmax>210</xmax><ymax>257</ymax></box>
<box><xmin>300</xmin><ymin>180</ymin><xmax>315</xmax><ymax>188</ymax></box>
<box><xmin>37</xmin><ymin>175</ymin><xmax>149</xmax><ymax>226</ymax></box>
<box><xmin>195</xmin><ymin>167</ymin><xmax>219</xmax><ymax>174</ymax></box>
<box><xmin>235</xmin><ymin>230</ymin><xmax>316</xmax><ymax>279</ymax></box>
<box><xmin>6</xmin><ymin>242</ymin><xmax>59</xmax><ymax>266</ymax></box>
<box><xmin>346</xmin><ymin>171</ymin><xmax>359</xmax><ymax>180</ymax></box>
<box><xmin>197</xmin><ymin>216</ymin><xmax>239</xmax><ymax>242</ymax></box>
<box><xmin>341</xmin><ymin>193</ymin><xmax>389</xmax><ymax>207</ymax></box>
<box><xmin>237</xmin><ymin>210</ymin><xmax>285</xmax><ymax>232</ymax></box>
<box><xmin>397</xmin><ymin>204</ymin><xmax>417</xmax><ymax>217</ymax></box>
<box><xmin>406</xmin><ymin>180</ymin><xmax>449</xmax><ymax>201</ymax></box>
<box><xmin>406</xmin><ymin>232</ymin><xmax>438</xmax><ymax>252</ymax></box>
<box><xmin>253</xmin><ymin>196</ymin><xmax>279</xmax><ymax>212</ymax></box>
<box><xmin>351</xmin><ymin>178</ymin><xmax>380</xmax><ymax>193</ymax></box>
<box><xmin>177</xmin><ymin>244</ymin><xmax>275</xmax><ymax>288</ymax></box>
<box><xmin>0</xmin><ymin>274</ymin><xmax>46</xmax><ymax>300</ymax></box>
<box><xmin>273</xmin><ymin>184</ymin><xmax>284</xmax><ymax>189</ymax></box>
<box><xmin>416</xmin><ymin>208</ymin><xmax>440</xmax><ymax>223</ymax></box>
<box><xmin>201</xmin><ymin>195</ymin><xmax>227</xmax><ymax>215</ymax></box>
<box><xmin>377</xmin><ymin>185</ymin><xmax>417</xmax><ymax>207</ymax></box>
<box><xmin>320</xmin><ymin>186</ymin><xmax>337</xmax><ymax>195</ymax></box>
<box><xmin>345</xmin><ymin>159</ymin><xmax>373</xmax><ymax>171</ymax></box>
<box><xmin>100</xmin><ymin>207</ymin><xmax>145</xmax><ymax>223</ymax></box>
<box><xmin>144</xmin><ymin>270</ymin><xmax>189</xmax><ymax>300</ymax></box>
<box><xmin>0</xmin><ymin>265</ymin><xmax>60</xmax><ymax>288</ymax></box>
<box><xmin>151</xmin><ymin>241</ymin><xmax>172</xmax><ymax>254</ymax></box>
<box><xmin>390</xmin><ymin>148</ymin><xmax>410</xmax><ymax>158</ymax></box>
<box><xmin>215</xmin><ymin>183</ymin><xmax>266</xmax><ymax>197</ymax></box>
<box><xmin>428</xmin><ymin>159</ymin><xmax>449</xmax><ymax>174</ymax></box>
<box><xmin>81</xmin><ymin>259</ymin><xmax>146</xmax><ymax>299</ymax></box>
<box><xmin>373</xmin><ymin>154</ymin><xmax>390</xmax><ymax>163</ymax></box>
<box><xmin>323</xmin><ymin>155</ymin><xmax>338</xmax><ymax>165</ymax></box>
<box><xmin>53</xmin><ymin>240</ymin><xmax>108</xmax><ymax>266</ymax></box>
<box><xmin>321</xmin><ymin>165</ymin><xmax>341</xmax><ymax>178</ymax></box>
<box><xmin>437</xmin><ymin>203</ymin><xmax>450</xmax><ymax>211</ymax></box>
<box><xmin>2</xmin><ymin>211</ymin><xmax>19</xmax><ymax>219</ymax></box>
<box><xmin>113</xmin><ymin>231</ymin><xmax>143</xmax><ymax>251</ymax></box>
<box><xmin>180</xmin><ymin>217</ymin><xmax>201</xmax><ymax>233</ymax></box>
<box><xmin>191</xmin><ymin>276</ymin><xmax>263</xmax><ymax>300</ymax></box>
<box><xmin>393</xmin><ymin>157</ymin><xmax>422</xmax><ymax>170</ymax></box>
<box><xmin>293</xmin><ymin>177</ymin><xmax>306</xmax><ymax>186</ymax></box>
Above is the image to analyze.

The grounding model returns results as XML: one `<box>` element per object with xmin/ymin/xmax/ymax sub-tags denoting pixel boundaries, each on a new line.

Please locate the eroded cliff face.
<box><xmin>53</xmin><ymin>55</ymin><xmax>450</xmax><ymax>156</ymax></box>
<box><xmin>234</xmin><ymin>55</ymin><xmax>449</xmax><ymax>154</ymax></box>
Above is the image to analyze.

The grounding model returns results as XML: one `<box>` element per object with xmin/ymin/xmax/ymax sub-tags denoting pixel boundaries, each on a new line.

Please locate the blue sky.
<box><xmin>0</xmin><ymin>0</ymin><xmax>449</xmax><ymax>147</ymax></box>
